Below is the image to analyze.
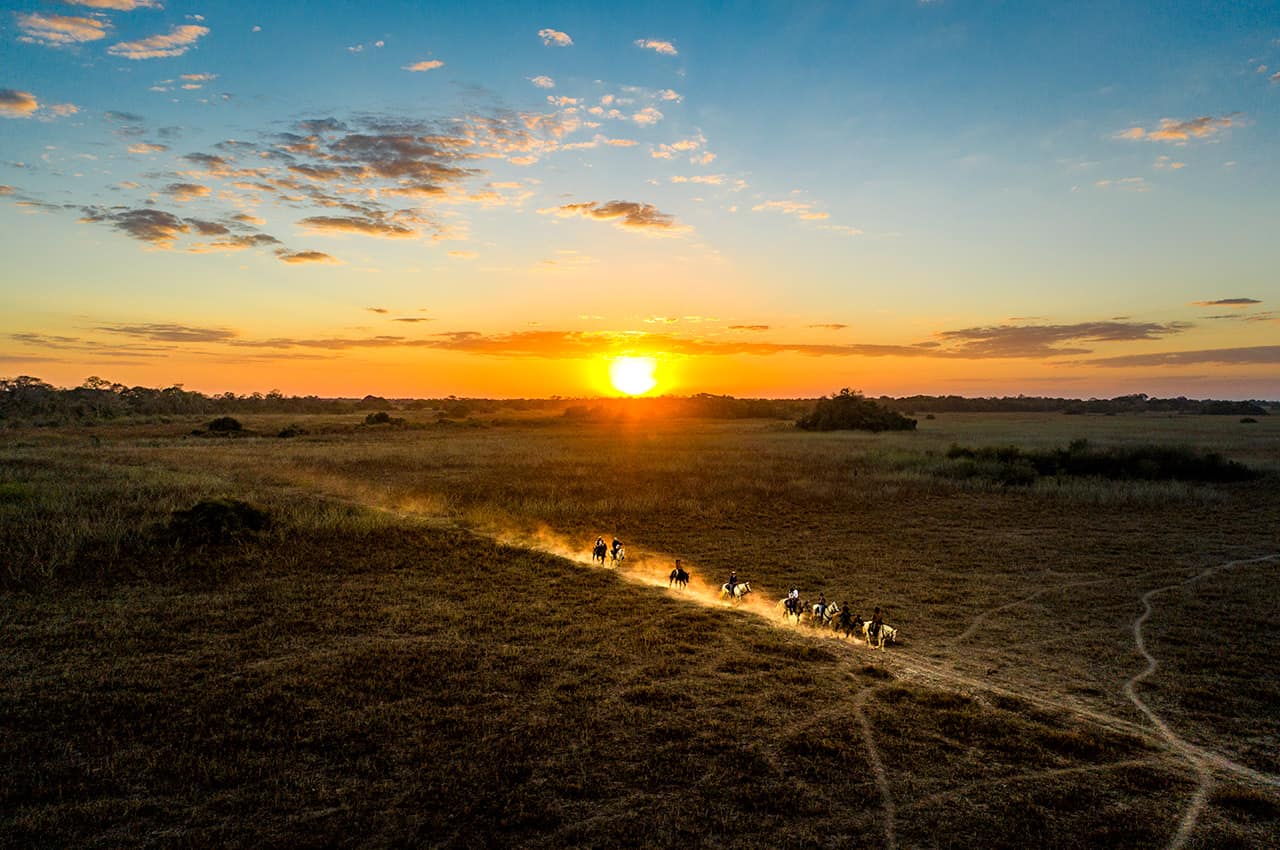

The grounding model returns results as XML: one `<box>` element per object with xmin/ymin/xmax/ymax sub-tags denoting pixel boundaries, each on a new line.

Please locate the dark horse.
<box><xmin>668</xmin><ymin>566</ymin><xmax>689</xmax><ymax>588</ymax></box>
<box><xmin>592</xmin><ymin>541</ymin><xmax>608</xmax><ymax>564</ymax></box>
<box><xmin>836</xmin><ymin>612</ymin><xmax>864</xmax><ymax>639</ymax></box>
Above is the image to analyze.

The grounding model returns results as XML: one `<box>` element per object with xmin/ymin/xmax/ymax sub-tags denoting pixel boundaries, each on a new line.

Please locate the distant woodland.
<box><xmin>0</xmin><ymin>375</ymin><xmax>1271</xmax><ymax>426</ymax></box>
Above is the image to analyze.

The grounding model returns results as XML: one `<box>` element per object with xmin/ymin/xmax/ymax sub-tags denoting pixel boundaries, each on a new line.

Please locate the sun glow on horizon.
<box><xmin>609</xmin><ymin>356</ymin><xmax>659</xmax><ymax>395</ymax></box>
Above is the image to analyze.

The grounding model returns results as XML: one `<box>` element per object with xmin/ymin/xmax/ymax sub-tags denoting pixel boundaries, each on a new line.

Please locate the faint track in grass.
<box><xmin>1120</xmin><ymin>553</ymin><xmax>1280</xmax><ymax>849</ymax></box>
<box><xmin>851</xmin><ymin>685</ymin><xmax>896</xmax><ymax>850</ymax></box>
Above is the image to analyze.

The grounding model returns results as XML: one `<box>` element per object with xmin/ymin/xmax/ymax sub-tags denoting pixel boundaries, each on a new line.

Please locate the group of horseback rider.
<box><xmin>593</xmin><ymin>536</ymin><xmax>624</xmax><ymax>564</ymax></box>
<box><xmin>779</xmin><ymin>580</ymin><xmax>885</xmax><ymax>640</ymax></box>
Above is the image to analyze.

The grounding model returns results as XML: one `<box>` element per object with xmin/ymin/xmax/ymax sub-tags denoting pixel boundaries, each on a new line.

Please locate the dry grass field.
<box><xmin>3</xmin><ymin>410</ymin><xmax>1278</xmax><ymax>848</ymax></box>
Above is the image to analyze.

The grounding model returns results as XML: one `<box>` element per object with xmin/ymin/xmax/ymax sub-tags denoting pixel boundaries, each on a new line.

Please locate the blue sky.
<box><xmin>1</xmin><ymin>0</ymin><xmax>1278</xmax><ymax>397</ymax></box>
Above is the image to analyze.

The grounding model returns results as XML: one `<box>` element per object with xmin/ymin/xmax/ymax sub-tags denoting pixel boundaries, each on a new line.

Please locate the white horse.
<box><xmin>811</xmin><ymin>601</ymin><xmax>840</xmax><ymax>628</ymax></box>
<box><xmin>610</xmin><ymin>546</ymin><xmax>625</xmax><ymax>566</ymax></box>
<box><xmin>720</xmin><ymin>581</ymin><xmax>752</xmax><ymax>601</ymax></box>
<box><xmin>863</xmin><ymin>621</ymin><xmax>897</xmax><ymax>650</ymax></box>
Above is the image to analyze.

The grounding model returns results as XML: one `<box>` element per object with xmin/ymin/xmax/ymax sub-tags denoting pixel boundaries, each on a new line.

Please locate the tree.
<box><xmin>796</xmin><ymin>389</ymin><xmax>917</xmax><ymax>432</ymax></box>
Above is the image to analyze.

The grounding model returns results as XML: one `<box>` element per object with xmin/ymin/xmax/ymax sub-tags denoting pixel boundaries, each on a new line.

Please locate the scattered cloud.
<box><xmin>729</xmin><ymin>325</ymin><xmax>769</xmax><ymax>332</ymax></box>
<box><xmin>366</xmin><ymin>307</ymin><xmax>389</xmax><ymax>314</ymax></box>
<box><xmin>15</xmin><ymin>12</ymin><xmax>109</xmax><ymax>47</ymax></box>
<box><xmin>108</xmin><ymin>24</ymin><xmax>208</xmax><ymax>59</ymax></box>
<box><xmin>631</xmin><ymin>106</ymin><xmax>664</xmax><ymax>126</ymax></box>
<box><xmin>538</xmin><ymin>200</ymin><xmax>689</xmax><ymax>235</ymax></box>
<box><xmin>1153</xmin><ymin>155</ymin><xmax>1185</xmax><ymax>170</ymax></box>
<box><xmin>127</xmin><ymin>142</ymin><xmax>167</xmax><ymax>154</ymax></box>
<box><xmin>44</xmin><ymin>102</ymin><xmax>79</xmax><ymax>118</ymax></box>
<box><xmin>538</xmin><ymin>28</ymin><xmax>573</xmax><ymax>47</ymax></box>
<box><xmin>392</xmin><ymin>317</ymin><xmax>433</xmax><ymax>323</ymax></box>
<box><xmin>0</xmin><ymin>89</ymin><xmax>40</xmax><ymax>118</ymax></box>
<box><xmin>79</xmin><ymin>206</ymin><xmax>189</xmax><ymax>246</ymax></box>
<box><xmin>448</xmin><ymin>250</ymin><xmax>478</xmax><ymax>259</ymax></box>
<box><xmin>658</xmin><ymin>89</ymin><xmax>682</xmax><ymax>102</ymax></box>
<box><xmin>634</xmin><ymin>38</ymin><xmax>677</xmax><ymax>55</ymax></box>
<box><xmin>809</xmin><ymin>323</ymin><xmax>848</xmax><ymax>331</ymax></box>
<box><xmin>670</xmin><ymin>174</ymin><xmax>724</xmax><ymax>185</ymax></box>
<box><xmin>164</xmin><ymin>182</ymin><xmax>211</xmax><ymax>202</ymax></box>
<box><xmin>299</xmin><ymin>215</ymin><xmax>417</xmax><ymax>238</ymax></box>
<box><xmin>529</xmin><ymin>75</ymin><xmax>555</xmax><ymax>89</ymax></box>
<box><xmin>403</xmin><ymin>59</ymin><xmax>444</xmax><ymax>72</ymax></box>
<box><xmin>1116</xmin><ymin>114</ymin><xmax>1239</xmax><ymax>143</ymax></box>
<box><xmin>276</xmin><ymin>249</ymin><xmax>339</xmax><ymax>264</ymax></box>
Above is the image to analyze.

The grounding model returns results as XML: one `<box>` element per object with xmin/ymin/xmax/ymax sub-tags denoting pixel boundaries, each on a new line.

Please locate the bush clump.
<box><xmin>206</xmin><ymin>416</ymin><xmax>243</xmax><ymax>432</ymax></box>
<box><xmin>796</xmin><ymin>389</ymin><xmax>917</xmax><ymax>432</ymax></box>
<box><xmin>940</xmin><ymin>439</ymin><xmax>1255</xmax><ymax>486</ymax></box>
<box><xmin>363</xmin><ymin>411</ymin><xmax>404</xmax><ymax>426</ymax></box>
<box><xmin>167</xmin><ymin>498</ymin><xmax>271</xmax><ymax>546</ymax></box>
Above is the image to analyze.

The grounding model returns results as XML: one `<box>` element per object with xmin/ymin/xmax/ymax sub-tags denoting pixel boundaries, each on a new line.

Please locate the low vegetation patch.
<box><xmin>937</xmin><ymin>439</ymin><xmax>1256</xmax><ymax>486</ymax></box>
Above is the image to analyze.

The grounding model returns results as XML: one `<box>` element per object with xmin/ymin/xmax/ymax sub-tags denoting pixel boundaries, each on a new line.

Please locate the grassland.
<box><xmin>2</xmin><ymin>410</ymin><xmax>1278</xmax><ymax>848</ymax></box>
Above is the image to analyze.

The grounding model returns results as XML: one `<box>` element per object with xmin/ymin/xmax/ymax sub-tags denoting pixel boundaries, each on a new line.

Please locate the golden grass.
<box><xmin>2</xmin><ymin>412</ymin><xmax>1278</xmax><ymax>847</ymax></box>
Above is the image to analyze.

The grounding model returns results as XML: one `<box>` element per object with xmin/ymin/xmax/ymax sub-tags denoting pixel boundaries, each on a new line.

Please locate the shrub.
<box><xmin>166</xmin><ymin>498</ymin><xmax>270</xmax><ymax>545</ymax></box>
<box><xmin>207</xmin><ymin>416</ymin><xmax>243</xmax><ymax>432</ymax></box>
<box><xmin>796</xmin><ymin>389</ymin><xmax>917</xmax><ymax>432</ymax></box>
<box><xmin>278</xmin><ymin>424</ymin><xmax>308</xmax><ymax>438</ymax></box>
<box><xmin>364</xmin><ymin>411</ymin><xmax>394</xmax><ymax>425</ymax></box>
<box><xmin>1240</xmin><ymin>417</ymin><xmax>1258</xmax><ymax>424</ymax></box>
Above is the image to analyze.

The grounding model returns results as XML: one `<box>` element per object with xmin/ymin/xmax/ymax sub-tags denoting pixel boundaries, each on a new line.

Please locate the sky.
<box><xmin>1</xmin><ymin>0</ymin><xmax>1278</xmax><ymax>399</ymax></box>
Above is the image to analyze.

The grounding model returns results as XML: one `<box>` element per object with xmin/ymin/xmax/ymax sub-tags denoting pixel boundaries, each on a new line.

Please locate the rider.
<box><xmin>816</xmin><ymin>592</ymin><xmax>828</xmax><ymax>619</ymax></box>
<box><xmin>869</xmin><ymin>606</ymin><xmax>883</xmax><ymax>641</ymax></box>
<box><xmin>787</xmin><ymin>586</ymin><xmax>799</xmax><ymax>613</ymax></box>
<box><xmin>611</xmin><ymin>537</ymin><xmax>623</xmax><ymax>558</ymax></box>
<box><xmin>837</xmin><ymin>602</ymin><xmax>854</xmax><ymax>630</ymax></box>
<box><xmin>727</xmin><ymin>570</ymin><xmax>739</xmax><ymax>597</ymax></box>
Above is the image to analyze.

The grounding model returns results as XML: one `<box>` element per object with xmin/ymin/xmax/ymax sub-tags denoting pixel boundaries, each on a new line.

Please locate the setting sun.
<box><xmin>609</xmin><ymin>356</ymin><xmax>659</xmax><ymax>396</ymax></box>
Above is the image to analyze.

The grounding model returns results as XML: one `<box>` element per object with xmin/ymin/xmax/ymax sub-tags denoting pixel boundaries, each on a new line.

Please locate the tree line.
<box><xmin>0</xmin><ymin>376</ymin><xmax>1270</xmax><ymax>426</ymax></box>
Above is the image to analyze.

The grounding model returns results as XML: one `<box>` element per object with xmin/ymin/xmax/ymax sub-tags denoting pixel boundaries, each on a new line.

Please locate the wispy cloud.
<box><xmin>752</xmin><ymin>199</ymin><xmax>830</xmax><ymax>220</ymax></box>
<box><xmin>276</xmin><ymin>250</ymin><xmax>339</xmax><ymax>264</ymax></box>
<box><xmin>538</xmin><ymin>200</ymin><xmax>689</xmax><ymax>235</ymax></box>
<box><xmin>108</xmin><ymin>24</ymin><xmax>208</xmax><ymax>59</ymax></box>
<box><xmin>127</xmin><ymin>142</ymin><xmax>168</xmax><ymax>154</ymax></box>
<box><xmin>63</xmin><ymin>0</ymin><xmax>162</xmax><ymax>9</ymax></box>
<box><xmin>538</xmin><ymin>28</ymin><xmax>573</xmax><ymax>47</ymax></box>
<box><xmin>934</xmin><ymin>321</ymin><xmax>1189</xmax><ymax>358</ymax></box>
<box><xmin>1190</xmin><ymin>297</ymin><xmax>1260</xmax><ymax>307</ymax></box>
<box><xmin>15</xmin><ymin>12</ymin><xmax>109</xmax><ymax>47</ymax></box>
<box><xmin>1116</xmin><ymin>114</ymin><xmax>1239</xmax><ymax>143</ymax></box>
<box><xmin>634</xmin><ymin>38</ymin><xmax>678</xmax><ymax>55</ymax></box>
<box><xmin>403</xmin><ymin>59</ymin><xmax>444</xmax><ymax>72</ymax></box>
<box><xmin>96</xmin><ymin>323</ymin><xmax>237</xmax><ymax>343</ymax></box>
<box><xmin>1083</xmin><ymin>346</ymin><xmax>1280</xmax><ymax>367</ymax></box>
<box><xmin>528</xmin><ymin>75</ymin><xmax>555</xmax><ymax>89</ymax></box>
